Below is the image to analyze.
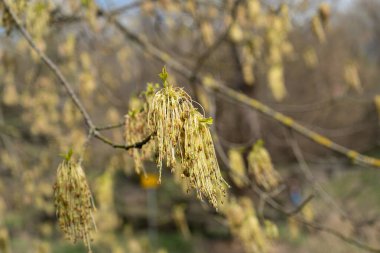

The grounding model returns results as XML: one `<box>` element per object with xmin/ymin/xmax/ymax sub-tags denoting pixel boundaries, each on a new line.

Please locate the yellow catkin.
<box><xmin>147</xmin><ymin>67</ymin><xmax>228</xmax><ymax>209</ymax></box>
<box><xmin>267</xmin><ymin>65</ymin><xmax>287</xmax><ymax>102</ymax></box>
<box><xmin>229</xmin><ymin>23</ymin><xmax>244</xmax><ymax>43</ymax></box>
<box><xmin>53</xmin><ymin>159</ymin><xmax>96</xmax><ymax>252</ymax></box>
<box><xmin>241</xmin><ymin>45</ymin><xmax>255</xmax><ymax>86</ymax></box>
<box><xmin>311</xmin><ymin>15</ymin><xmax>326</xmax><ymax>43</ymax></box>
<box><xmin>222</xmin><ymin>197</ymin><xmax>270</xmax><ymax>253</ymax></box>
<box><xmin>288</xmin><ymin>216</ymin><xmax>299</xmax><ymax>239</ymax></box>
<box><xmin>247</xmin><ymin>0</ymin><xmax>261</xmax><ymax>23</ymax></box>
<box><xmin>228</xmin><ymin>149</ymin><xmax>247</xmax><ymax>188</ymax></box>
<box><xmin>344</xmin><ymin>61</ymin><xmax>362</xmax><ymax>93</ymax></box>
<box><xmin>318</xmin><ymin>2</ymin><xmax>330</xmax><ymax>27</ymax></box>
<box><xmin>248</xmin><ymin>141</ymin><xmax>281</xmax><ymax>191</ymax></box>
<box><xmin>200</xmin><ymin>21</ymin><xmax>215</xmax><ymax>47</ymax></box>
<box><xmin>303</xmin><ymin>47</ymin><xmax>318</xmax><ymax>68</ymax></box>
<box><xmin>301</xmin><ymin>203</ymin><xmax>314</xmax><ymax>222</ymax></box>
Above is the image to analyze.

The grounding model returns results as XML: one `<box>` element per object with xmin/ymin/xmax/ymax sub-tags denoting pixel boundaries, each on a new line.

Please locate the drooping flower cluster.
<box><xmin>147</xmin><ymin>79</ymin><xmax>193</xmax><ymax>175</ymax></box>
<box><xmin>248</xmin><ymin>140</ymin><xmax>281</xmax><ymax>191</ymax></box>
<box><xmin>222</xmin><ymin>197</ymin><xmax>276</xmax><ymax>253</ymax></box>
<box><xmin>147</xmin><ymin>67</ymin><xmax>228</xmax><ymax>209</ymax></box>
<box><xmin>53</xmin><ymin>155</ymin><xmax>96</xmax><ymax>252</ymax></box>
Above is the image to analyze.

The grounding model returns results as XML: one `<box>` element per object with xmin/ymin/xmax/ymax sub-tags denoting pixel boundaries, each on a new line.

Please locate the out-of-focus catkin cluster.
<box><xmin>228</xmin><ymin>149</ymin><xmax>248</xmax><ymax>188</ymax></box>
<box><xmin>311</xmin><ymin>2</ymin><xmax>330</xmax><ymax>43</ymax></box>
<box><xmin>145</xmin><ymin>67</ymin><xmax>228</xmax><ymax>209</ymax></box>
<box><xmin>222</xmin><ymin>197</ymin><xmax>278</xmax><ymax>253</ymax></box>
<box><xmin>53</xmin><ymin>154</ymin><xmax>96</xmax><ymax>252</ymax></box>
<box><xmin>248</xmin><ymin>140</ymin><xmax>281</xmax><ymax>191</ymax></box>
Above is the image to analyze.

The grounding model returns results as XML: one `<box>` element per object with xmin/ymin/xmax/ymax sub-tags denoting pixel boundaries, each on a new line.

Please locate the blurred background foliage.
<box><xmin>1</xmin><ymin>0</ymin><xmax>380</xmax><ymax>252</ymax></box>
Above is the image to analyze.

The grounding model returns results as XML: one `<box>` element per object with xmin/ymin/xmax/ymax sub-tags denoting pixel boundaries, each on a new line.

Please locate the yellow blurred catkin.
<box><xmin>223</xmin><ymin>197</ymin><xmax>272</xmax><ymax>253</ymax></box>
<box><xmin>229</xmin><ymin>23</ymin><xmax>244</xmax><ymax>43</ymax></box>
<box><xmin>287</xmin><ymin>216</ymin><xmax>300</xmax><ymax>239</ymax></box>
<box><xmin>200</xmin><ymin>21</ymin><xmax>215</xmax><ymax>46</ymax></box>
<box><xmin>53</xmin><ymin>156</ymin><xmax>96</xmax><ymax>252</ymax></box>
<box><xmin>248</xmin><ymin>140</ymin><xmax>281</xmax><ymax>191</ymax></box>
<box><xmin>265</xmin><ymin>7</ymin><xmax>291</xmax><ymax>101</ymax></box>
<box><xmin>303</xmin><ymin>47</ymin><xmax>318</xmax><ymax>68</ymax></box>
<box><xmin>344</xmin><ymin>61</ymin><xmax>362</xmax><ymax>93</ymax></box>
<box><xmin>318</xmin><ymin>2</ymin><xmax>331</xmax><ymax>27</ymax></box>
<box><xmin>241</xmin><ymin>45</ymin><xmax>255</xmax><ymax>86</ymax></box>
<box><xmin>2</xmin><ymin>74</ymin><xmax>18</xmax><ymax>106</ymax></box>
<box><xmin>311</xmin><ymin>15</ymin><xmax>326</xmax><ymax>43</ymax></box>
<box><xmin>267</xmin><ymin>65</ymin><xmax>286</xmax><ymax>101</ymax></box>
<box><xmin>228</xmin><ymin>149</ymin><xmax>247</xmax><ymax>188</ymax></box>
<box><xmin>301</xmin><ymin>203</ymin><xmax>314</xmax><ymax>222</ymax></box>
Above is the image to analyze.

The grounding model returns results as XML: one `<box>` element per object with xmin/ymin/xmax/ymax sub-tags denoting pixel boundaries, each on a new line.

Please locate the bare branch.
<box><xmin>95</xmin><ymin>121</ymin><xmax>125</xmax><ymax>131</ymax></box>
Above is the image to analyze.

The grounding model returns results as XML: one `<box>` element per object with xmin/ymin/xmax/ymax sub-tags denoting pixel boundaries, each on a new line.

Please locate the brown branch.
<box><xmin>95</xmin><ymin>133</ymin><xmax>153</xmax><ymax>150</ymax></box>
<box><xmin>1</xmin><ymin>0</ymin><xmax>151</xmax><ymax>152</ymax></box>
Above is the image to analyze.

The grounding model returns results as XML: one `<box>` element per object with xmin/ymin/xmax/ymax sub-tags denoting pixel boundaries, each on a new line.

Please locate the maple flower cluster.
<box><xmin>146</xmin><ymin>67</ymin><xmax>228</xmax><ymax>209</ymax></box>
<box><xmin>53</xmin><ymin>154</ymin><xmax>96</xmax><ymax>252</ymax></box>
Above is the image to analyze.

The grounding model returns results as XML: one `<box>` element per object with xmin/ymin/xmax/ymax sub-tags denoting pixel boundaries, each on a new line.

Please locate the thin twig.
<box><xmin>95</xmin><ymin>121</ymin><xmax>125</xmax><ymax>131</ymax></box>
<box><xmin>94</xmin><ymin>132</ymin><xmax>153</xmax><ymax>150</ymax></box>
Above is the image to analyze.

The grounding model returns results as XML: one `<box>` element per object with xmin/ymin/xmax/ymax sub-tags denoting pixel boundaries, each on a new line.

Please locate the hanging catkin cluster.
<box><xmin>147</xmin><ymin>67</ymin><xmax>228</xmax><ymax>209</ymax></box>
<box><xmin>53</xmin><ymin>155</ymin><xmax>96</xmax><ymax>252</ymax></box>
<box><xmin>248</xmin><ymin>140</ymin><xmax>281</xmax><ymax>191</ymax></box>
<box><xmin>223</xmin><ymin>197</ymin><xmax>275</xmax><ymax>253</ymax></box>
